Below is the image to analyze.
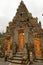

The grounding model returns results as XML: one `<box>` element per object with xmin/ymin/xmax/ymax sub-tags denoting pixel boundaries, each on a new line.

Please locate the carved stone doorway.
<box><xmin>18</xmin><ymin>29</ymin><xmax>24</xmax><ymax>51</ymax></box>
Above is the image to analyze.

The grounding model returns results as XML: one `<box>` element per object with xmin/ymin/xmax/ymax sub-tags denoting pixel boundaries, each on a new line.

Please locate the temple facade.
<box><xmin>5</xmin><ymin>1</ymin><xmax>43</xmax><ymax>60</ymax></box>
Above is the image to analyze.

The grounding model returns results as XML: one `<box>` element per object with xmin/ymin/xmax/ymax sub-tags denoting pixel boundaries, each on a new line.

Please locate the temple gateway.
<box><xmin>5</xmin><ymin>1</ymin><xmax>43</xmax><ymax>64</ymax></box>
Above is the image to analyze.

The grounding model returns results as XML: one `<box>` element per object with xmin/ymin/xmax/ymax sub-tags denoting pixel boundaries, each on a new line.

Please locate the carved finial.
<box><xmin>39</xmin><ymin>21</ymin><xmax>41</xmax><ymax>28</ymax></box>
<box><xmin>42</xmin><ymin>14</ymin><xmax>43</xmax><ymax>16</ymax></box>
<box><xmin>20</xmin><ymin>0</ymin><xmax>25</xmax><ymax>7</ymax></box>
<box><xmin>21</xmin><ymin>0</ymin><xmax>24</xmax><ymax>2</ymax></box>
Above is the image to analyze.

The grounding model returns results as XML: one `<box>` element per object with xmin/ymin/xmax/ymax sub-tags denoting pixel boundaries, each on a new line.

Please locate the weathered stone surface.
<box><xmin>5</xmin><ymin>0</ymin><xmax>43</xmax><ymax>60</ymax></box>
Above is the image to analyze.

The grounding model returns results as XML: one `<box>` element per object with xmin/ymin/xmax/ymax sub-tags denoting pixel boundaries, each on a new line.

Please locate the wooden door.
<box><xmin>34</xmin><ymin>37</ymin><xmax>42</xmax><ymax>58</ymax></box>
<box><xmin>6</xmin><ymin>37</ymin><xmax>11</xmax><ymax>53</ymax></box>
<box><xmin>18</xmin><ymin>29</ymin><xmax>24</xmax><ymax>51</ymax></box>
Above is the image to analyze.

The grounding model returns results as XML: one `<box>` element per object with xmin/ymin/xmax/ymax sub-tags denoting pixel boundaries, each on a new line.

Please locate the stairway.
<box><xmin>7</xmin><ymin>51</ymin><xmax>29</xmax><ymax>65</ymax></box>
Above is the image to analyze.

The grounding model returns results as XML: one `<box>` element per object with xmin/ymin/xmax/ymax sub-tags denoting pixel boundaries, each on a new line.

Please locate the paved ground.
<box><xmin>29</xmin><ymin>61</ymin><xmax>43</xmax><ymax>65</ymax></box>
<box><xmin>0</xmin><ymin>58</ymin><xmax>9</xmax><ymax>65</ymax></box>
<box><xmin>0</xmin><ymin>58</ymin><xmax>43</xmax><ymax>65</ymax></box>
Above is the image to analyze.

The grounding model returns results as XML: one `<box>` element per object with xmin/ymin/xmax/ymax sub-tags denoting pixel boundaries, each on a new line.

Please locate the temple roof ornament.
<box><xmin>6</xmin><ymin>0</ymin><xmax>43</xmax><ymax>35</ymax></box>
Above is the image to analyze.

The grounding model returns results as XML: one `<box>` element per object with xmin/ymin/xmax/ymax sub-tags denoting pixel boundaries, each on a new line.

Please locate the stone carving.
<box><xmin>5</xmin><ymin>1</ymin><xmax>43</xmax><ymax>59</ymax></box>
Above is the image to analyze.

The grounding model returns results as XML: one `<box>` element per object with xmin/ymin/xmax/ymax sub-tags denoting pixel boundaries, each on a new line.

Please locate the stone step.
<box><xmin>17</xmin><ymin>51</ymin><xmax>24</xmax><ymax>54</ymax></box>
<box><xmin>9</xmin><ymin>63</ymin><xmax>21</xmax><ymax>65</ymax></box>
<box><xmin>8</xmin><ymin>51</ymin><xmax>28</xmax><ymax>65</ymax></box>
<box><xmin>10</xmin><ymin>59</ymin><xmax>22</xmax><ymax>63</ymax></box>
<box><xmin>15</xmin><ymin>54</ymin><xmax>23</xmax><ymax>57</ymax></box>
<box><xmin>8</xmin><ymin>59</ymin><xmax>28</xmax><ymax>65</ymax></box>
<box><xmin>8</xmin><ymin>60</ymin><xmax>22</xmax><ymax>64</ymax></box>
<box><xmin>16</xmin><ymin>52</ymin><xmax>27</xmax><ymax>55</ymax></box>
<box><xmin>13</xmin><ymin>51</ymin><xmax>27</xmax><ymax>57</ymax></box>
<box><xmin>13</xmin><ymin>55</ymin><xmax>23</xmax><ymax>57</ymax></box>
<box><xmin>13</xmin><ymin>53</ymin><xmax>23</xmax><ymax>58</ymax></box>
<box><xmin>8</xmin><ymin>57</ymin><xmax>23</xmax><ymax>60</ymax></box>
